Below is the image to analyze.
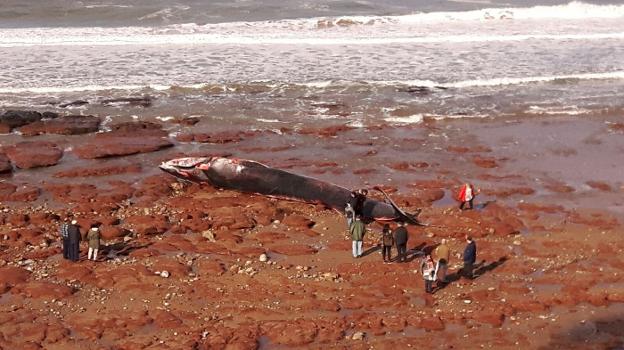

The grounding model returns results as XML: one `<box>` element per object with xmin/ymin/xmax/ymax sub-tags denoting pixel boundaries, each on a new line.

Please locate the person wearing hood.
<box><xmin>87</xmin><ymin>226</ymin><xmax>101</xmax><ymax>261</ymax></box>
<box><xmin>458</xmin><ymin>183</ymin><xmax>479</xmax><ymax>210</ymax></box>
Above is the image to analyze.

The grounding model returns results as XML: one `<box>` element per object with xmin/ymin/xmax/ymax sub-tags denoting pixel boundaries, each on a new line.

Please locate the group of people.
<box><xmin>346</xmin><ymin>183</ymin><xmax>480</xmax><ymax>294</ymax></box>
<box><xmin>420</xmin><ymin>235</ymin><xmax>477</xmax><ymax>293</ymax></box>
<box><xmin>59</xmin><ymin>218</ymin><xmax>101</xmax><ymax>262</ymax></box>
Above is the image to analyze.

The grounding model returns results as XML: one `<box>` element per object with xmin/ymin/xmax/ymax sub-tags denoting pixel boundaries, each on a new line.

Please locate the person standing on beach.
<box><xmin>87</xmin><ymin>226</ymin><xmax>101</xmax><ymax>261</ymax></box>
<box><xmin>394</xmin><ymin>221</ymin><xmax>408</xmax><ymax>263</ymax></box>
<box><xmin>433</xmin><ymin>238</ymin><xmax>450</xmax><ymax>284</ymax></box>
<box><xmin>380</xmin><ymin>224</ymin><xmax>394</xmax><ymax>263</ymax></box>
<box><xmin>59</xmin><ymin>218</ymin><xmax>71</xmax><ymax>259</ymax></box>
<box><xmin>462</xmin><ymin>236</ymin><xmax>477</xmax><ymax>279</ymax></box>
<box><xmin>348</xmin><ymin>189</ymin><xmax>368</xmax><ymax>217</ymax></box>
<box><xmin>458</xmin><ymin>183</ymin><xmax>478</xmax><ymax>210</ymax></box>
<box><xmin>350</xmin><ymin>215</ymin><xmax>365</xmax><ymax>258</ymax></box>
<box><xmin>421</xmin><ymin>255</ymin><xmax>436</xmax><ymax>294</ymax></box>
<box><xmin>345</xmin><ymin>202</ymin><xmax>355</xmax><ymax>229</ymax></box>
<box><xmin>67</xmin><ymin>220</ymin><xmax>81</xmax><ymax>262</ymax></box>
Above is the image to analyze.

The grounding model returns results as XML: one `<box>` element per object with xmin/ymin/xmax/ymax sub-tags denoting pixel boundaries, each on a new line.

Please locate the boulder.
<box><xmin>0</xmin><ymin>110</ymin><xmax>48</xmax><ymax>129</ymax></box>
<box><xmin>3</xmin><ymin>141</ymin><xmax>63</xmax><ymax>169</ymax></box>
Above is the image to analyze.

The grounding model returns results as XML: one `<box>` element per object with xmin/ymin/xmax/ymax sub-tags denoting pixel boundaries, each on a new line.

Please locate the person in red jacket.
<box><xmin>458</xmin><ymin>183</ymin><xmax>479</xmax><ymax>210</ymax></box>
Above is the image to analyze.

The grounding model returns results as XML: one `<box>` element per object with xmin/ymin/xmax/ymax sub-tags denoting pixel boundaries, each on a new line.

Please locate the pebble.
<box><xmin>352</xmin><ymin>331</ymin><xmax>365</xmax><ymax>340</ymax></box>
<box><xmin>259</xmin><ymin>253</ymin><xmax>268</xmax><ymax>263</ymax></box>
<box><xmin>160</xmin><ymin>271</ymin><xmax>170</xmax><ymax>278</ymax></box>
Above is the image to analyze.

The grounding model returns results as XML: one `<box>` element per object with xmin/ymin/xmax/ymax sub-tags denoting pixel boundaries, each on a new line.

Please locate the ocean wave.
<box><xmin>2</xmin><ymin>31</ymin><xmax>623</xmax><ymax>47</ymax></box>
<box><xmin>1</xmin><ymin>2</ymin><xmax>623</xmax><ymax>47</ymax></box>
<box><xmin>1</xmin><ymin>71</ymin><xmax>623</xmax><ymax>94</ymax></box>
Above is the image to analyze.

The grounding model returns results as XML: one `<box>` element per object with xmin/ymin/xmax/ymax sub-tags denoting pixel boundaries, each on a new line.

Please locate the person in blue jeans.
<box><xmin>350</xmin><ymin>215</ymin><xmax>366</xmax><ymax>258</ymax></box>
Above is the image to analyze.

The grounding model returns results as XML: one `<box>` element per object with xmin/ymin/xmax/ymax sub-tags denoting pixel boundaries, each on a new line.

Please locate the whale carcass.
<box><xmin>159</xmin><ymin>157</ymin><xmax>421</xmax><ymax>224</ymax></box>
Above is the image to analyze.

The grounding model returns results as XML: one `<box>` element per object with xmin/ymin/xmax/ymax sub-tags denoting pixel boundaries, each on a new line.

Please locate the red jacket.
<box><xmin>457</xmin><ymin>184</ymin><xmax>474</xmax><ymax>202</ymax></box>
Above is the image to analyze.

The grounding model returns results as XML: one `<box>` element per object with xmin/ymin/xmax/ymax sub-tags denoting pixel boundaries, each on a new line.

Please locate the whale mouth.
<box><xmin>159</xmin><ymin>157</ymin><xmax>209</xmax><ymax>178</ymax></box>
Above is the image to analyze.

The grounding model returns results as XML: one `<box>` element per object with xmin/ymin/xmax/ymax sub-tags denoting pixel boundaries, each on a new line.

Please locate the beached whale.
<box><xmin>159</xmin><ymin>156</ymin><xmax>421</xmax><ymax>224</ymax></box>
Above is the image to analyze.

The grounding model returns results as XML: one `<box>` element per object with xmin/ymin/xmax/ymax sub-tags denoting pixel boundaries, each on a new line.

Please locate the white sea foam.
<box><xmin>0</xmin><ymin>2</ymin><xmax>623</xmax><ymax>47</ymax></box>
<box><xmin>1</xmin><ymin>70</ymin><xmax>623</xmax><ymax>94</ymax></box>
<box><xmin>383</xmin><ymin>114</ymin><xmax>424</xmax><ymax>124</ymax></box>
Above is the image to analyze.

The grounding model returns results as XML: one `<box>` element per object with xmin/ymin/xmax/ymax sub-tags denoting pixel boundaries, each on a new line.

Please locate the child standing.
<box><xmin>87</xmin><ymin>226</ymin><xmax>101</xmax><ymax>262</ymax></box>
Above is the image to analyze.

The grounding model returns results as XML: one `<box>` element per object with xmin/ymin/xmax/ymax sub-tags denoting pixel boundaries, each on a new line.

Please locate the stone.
<box><xmin>259</xmin><ymin>253</ymin><xmax>268</xmax><ymax>262</ymax></box>
<box><xmin>0</xmin><ymin>110</ymin><xmax>46</xmax><ymax>129</ymax></box>
<box><xmin>201</xmin><ymin>230</ymin><xmax>216</xmax><ymax>242</ymax></box>
<box><xmin>160</xmin><ymin>271</ymin><xmax>170</xmax><ymax>278</ymax></box>
<box><xmin>351</xmin><ymin>331</ymin><xmax>365</xmax><ymax>340</ymax></box>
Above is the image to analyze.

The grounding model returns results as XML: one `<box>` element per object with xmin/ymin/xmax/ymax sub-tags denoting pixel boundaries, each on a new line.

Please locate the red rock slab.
<box><xmin>73</xmin><ymin>129</ymin><xmax>172</xmax><ymax>159</ymax></box>
<box><xmin>586</xmin><ymin>181</ymin><xmax>612</xmax><ymax>192</ymax></box>
<box><xmin>150</xmin><ymin>310</ymin><xmax>183</xmax><ymax>329</ymax></box>
<box><xmin>3</xmin><ymin>184</ymin><xmax>40</xmax><ymax>202</ymax></box>
<box><xmin>0</xmin><ymin>123</ymin><xmax>10</xmax><ymax>133</ymax></box>
<box><xmin>0</xmin><ymin>153</ymin><xmax>11</xmax><ymax>173</ymax></box>
<box><xmin>18</xmin><ymin>115</ymin><xmax>100</xmax><ymax>136</ymax></box>
<box><xmin>472</xmin><ymin>156</ymin><xmax>498</xmax><ymax>168</ymax></box>
<box><xmin>0</xmin><ymin>181</ymin><xmax>16</xmax><ymax>197</ymax></box>
<box><xmin>297</xmin><ymin>124</ymin><xmax>353</xmax><ymax>137</ymax></box>
<box><xmin>56</xmin><ymin>264</ymin><xmax>94</xmax><ymax>282</ymax></box>
<box><xmin>150</xmin><ymin>256</ymin><xmax>191</xmax><ymax>277</ymax></box>
<box><xmin>483</xmin><ymin>187</ymin><xmax>535</xmax><ymax>197</ymax></box>
<box><xmin>99</xmin><ymin>225</ymin><xmax>127</xmax><ymax>240</ymax></box>
<box><xmin>473</xmin><ymin>311</ymin><xmax>506</xmax><ymax>327</ymax></box>
<box><xmin>0</xmin><ymin>266</ymin><xmax>31</xmax><ymax>286</ymax></box>
<box><xmin>195</xmin><ymin>259</ymin><xmax>226</xmax><ymax>276</ymax></box>
<box><xmin>123</xmin><ymin>214</ymin><xmax>170</xmax><ymax>236</ymax></box>
<box><xmin>282</xmin><ymin>214</ymin><xmax>315</xmax><ymax>229</ymax></box>
<box><xmin>13</xmin><ymin>281</ymin><xmax>73</xmax><ymax>299</ymax></box>
<box><xmin>176</xmin><ymin>131</ymin><xmax>248</xmax><ymax>144</ymax></box>
<box><xmin>2</xmin><ymin>141</ymin><xmax>63</xmax><ymax>169</ymax></box>
<box><xmin>416</xmin><ymin>316</ymin><xmax>445</xmax><ymax>331</ymax></box>
<box><xmin>269</xmin><ymin>244</ymin><xmax>317</xmax><ymax>256</ymax></box>
<box><xmin>53</xmin><ymin>164</ymin><xmax>142</xmax><ymax>178</ymax></box>
<box><xmin>261</xmin><ymin>320</ymin><xmax>318</xmax><ymax>346</ymax></box>
<box><xmin>545</xmin><ymin>181</ymin><xmax>575</xmax><ymax>193</ymax></box>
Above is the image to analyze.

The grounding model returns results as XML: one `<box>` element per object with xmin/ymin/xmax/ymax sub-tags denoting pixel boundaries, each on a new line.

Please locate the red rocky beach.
<box><xmin>1</xmin><ymin>108</ymin><xmax>624</xmax><ymax>349</ymax></box>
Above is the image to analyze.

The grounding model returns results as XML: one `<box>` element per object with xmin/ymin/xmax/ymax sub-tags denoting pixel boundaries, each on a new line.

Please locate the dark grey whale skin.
<box><xmin>160</xmin><ymin>157</ymin><xmax>419</xmax><ymax>224</ymax></box>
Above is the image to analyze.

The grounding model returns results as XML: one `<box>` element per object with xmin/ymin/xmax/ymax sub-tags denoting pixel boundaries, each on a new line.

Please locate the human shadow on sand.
<box><xmin>360</xmin><ymin>244</ymin><xmax>380</xmax><ymax>258</ymax></box>
<box><xmin>433</xmin><ymin>256</ymin><xmax>508</xmax><ymax>293</ymax></box>
<box><xmin>100</xmin><ymin>241</ymin><xmax>152</xmax><ymax>260</ymax></box>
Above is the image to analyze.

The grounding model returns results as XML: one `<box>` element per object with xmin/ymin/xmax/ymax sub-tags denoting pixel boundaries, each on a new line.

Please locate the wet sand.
<box><xmin>0</xmin><ymin>109</ymin><xmax>623</xmax><ymax>349</ymax></box>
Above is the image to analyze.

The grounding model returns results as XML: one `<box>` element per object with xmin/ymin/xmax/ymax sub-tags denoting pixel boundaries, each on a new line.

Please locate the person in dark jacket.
<box><xmin>394</xmin><ymin>221</ymin><xmax>408</xmax><ymax>262</ymax></box>
<box><xmin>59</xmin><ymin>218</ymin><xmax>72</xmax><ymax>259</ymax></box>
<box><xmin>380</xmin><ymin>224</ymin><xmax>394</xmax><ymax>263</ymax></box>
<box><xmin>67</xmin><ymin>222</ymin><xmax>82</xmax><ymax>262</ymax></box>
<box><xmin>462</xmin><ymin>236</ymin><xmax>477</xmax><ymax>279</ymax></box>
<box><xmin>348</xmin><ymin>189</ymin><xmax>368</xmax><ymax>217</ymax></box>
